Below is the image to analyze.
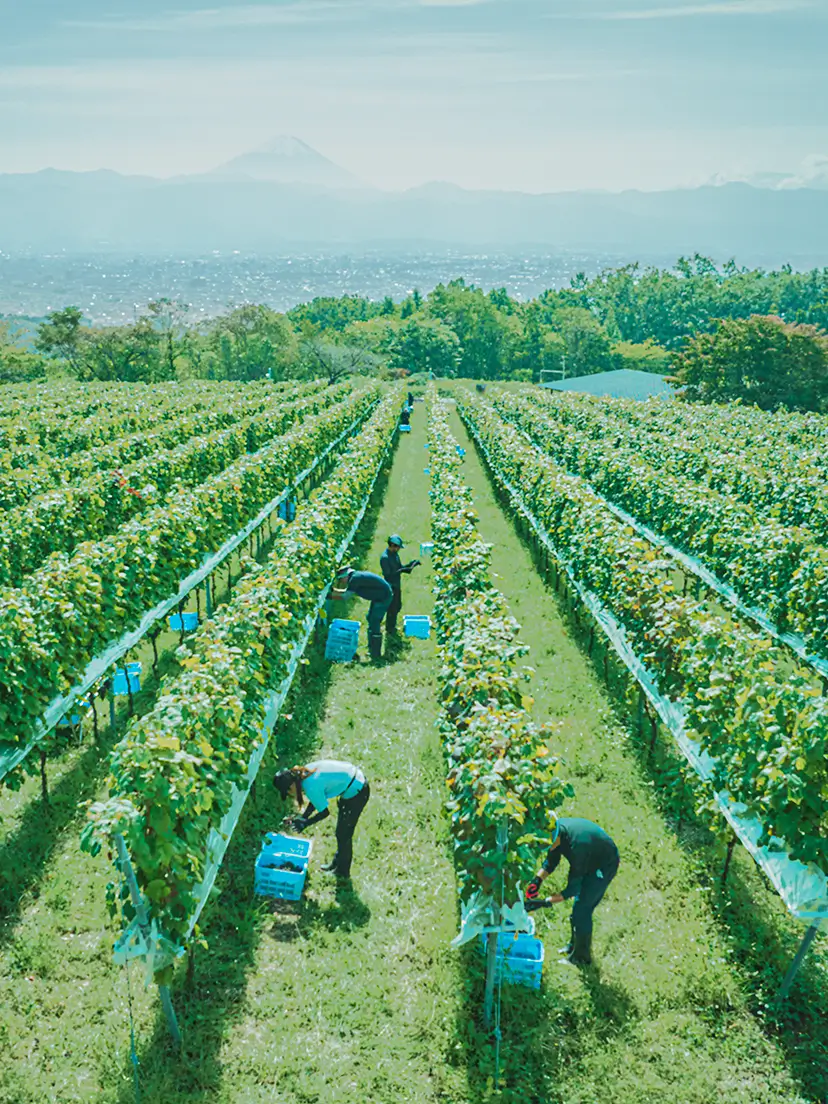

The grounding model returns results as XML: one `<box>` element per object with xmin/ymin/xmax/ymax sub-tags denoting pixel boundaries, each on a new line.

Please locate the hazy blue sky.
<box><xmin>1</xmin><ymin>0</ymin><xmax>827</xmax><ymax>191</ymax></box>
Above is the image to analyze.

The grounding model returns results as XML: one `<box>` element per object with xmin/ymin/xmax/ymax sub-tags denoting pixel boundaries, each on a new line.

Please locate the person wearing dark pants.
<box><xmin>380</xmin><ymin>535</ymin><xmax>421</xmax><ymax>635</ymax></box>
<box><xmin>273</xmin><ymin>760</ymin><xmax>370</xmax><ymax>879</ymax></box>
<box><xmin>332</xmin><ymin>565</ymin><xmax>393</xmax><ymax>661</ymax></box>
<box><xmin>525</xmin><ymin>816</ymin><xmax>620</xmax><ymax>965</ymax></box>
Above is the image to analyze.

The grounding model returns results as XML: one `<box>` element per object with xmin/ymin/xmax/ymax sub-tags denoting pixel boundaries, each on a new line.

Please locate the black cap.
<box><xmin>273</xmin><ymin>770</ymin><xmax>295</xmax><ymax>799</ymax></box>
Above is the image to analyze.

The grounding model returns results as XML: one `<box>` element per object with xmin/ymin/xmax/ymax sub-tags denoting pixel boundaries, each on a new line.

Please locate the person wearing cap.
<box><xmin>332</xmin><ymin>565</ymin><xmax>393</xmax><ymax>661</ymax></box>
<box><xmin>380</xmin><ymin>535</ymin><xmax>421</xmax><ymax>635</ymax></box>
<box><xmin>273</xmin><ymin>760</ymin><xmax>369</xmax><ymax>879</ymax></box>
<box><xmin>524</xmin><ymin>817</ymin><xmax>620</xmax><ymax>966</ymax></box>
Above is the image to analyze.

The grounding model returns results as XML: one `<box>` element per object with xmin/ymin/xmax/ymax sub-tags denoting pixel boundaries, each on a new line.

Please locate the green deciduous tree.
<box><xmin>388</xmin><ymin>316</ymin><xmax>462</xmax><ymax>378</ymax></box>
<box><xmin>82</xmin><ymin>318</ymin><xmax>162</xmax><ymax>381</ymax></box>
<box><xmin>551</xmin><ymin>306</ymin><xmax>616</xmax><ymax>377</ymax></box>
<box><xmin>0</xmin><ymin>323</ymin><xmax>46</xmax><ymax>383</ymax></box>
<box><xmin>674</xmin><ymin>314</ymin><xmax>828</xmax><ymax>411</ymax></box>
<box><xmin>203</xmin><ymin>305</ymin><xmax>298</xmax><ymax>381</ymax></box>
<box><xmin>34</xmin><ymin>306</ymin><xmax>85</xmax><ymax>375</ymax></box>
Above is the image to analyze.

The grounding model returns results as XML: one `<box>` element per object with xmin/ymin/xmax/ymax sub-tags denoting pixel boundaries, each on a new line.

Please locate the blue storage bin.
<box><xmin>278</xmin><ymin>497</ymin><xmax>297</xmax><ymax>522</ymax></box>
<box><xmin>424</xmin><ymin>467</ymin><xmax>430</xmax><ymax>475</ymax></box>
<box><xmin>399</xmin><ymin>425</ymin><xmax>412</xmax><ymax>433</ymax></box>
<box><xmin>328</xmin><ymin>618</ymin><xmax>360</xmax><ymax>636</ymax></box>
<box><xmin>255</xmin><ymin>833</ymin><xmax>313</xmax><ymax>900</ymax></box>
<box><xmin>325</xmin><ymin>618</ymin><xmax>359</xmax><ymax>662</ymax></box>
<box><xmin>478</xmin><ymin>931</ymin><xmax>544</xmax><ymax>989</ymax></box>
<box><xmin>419</xmin><ymin>542</ymin><xmax>434</xmax><ymax>558</ymax></box>
<box><xmin>456</xmin><ymin>447</ymin><xmax>466</xmax><ymax>458</ymax></box>
<box><xmin>404</xmin><ymin>615</ymin><xmax>431</xmax><ymax>639</ymax></box>
<box><xmin>112</xmin><ymin>662</ymin><xmax>141</xmax><ymax>696</ymax></box>
<box><xmin>169</xmin><ymin>611</ymin><xmax>199</xmax><ymax>632</ymax></box>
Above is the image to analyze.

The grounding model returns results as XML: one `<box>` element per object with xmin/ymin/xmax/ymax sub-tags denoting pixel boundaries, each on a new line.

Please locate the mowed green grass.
<box><xmin>0</xmin><ymin>395</ymin><xmax>825</xmax><ymax>1104</ymax></box>
<box><xmin>447</xmin><ymin>403</ymin><xmax>825</xmax><ymax>1104</ymax></box>
<box><xmin>0</xmin><ymin>406</ymin><xmax>469</xmax><ymax>1104</ymax></box>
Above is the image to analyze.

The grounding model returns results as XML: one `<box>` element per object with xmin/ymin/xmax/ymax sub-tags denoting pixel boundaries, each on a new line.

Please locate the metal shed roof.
<box><xmin>541</xmin><ymin>368</ymin><xmax>674</xmax><ymax>401</ymax></box>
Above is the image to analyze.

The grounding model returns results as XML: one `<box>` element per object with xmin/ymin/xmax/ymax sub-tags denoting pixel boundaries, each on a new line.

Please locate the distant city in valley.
<box><xmin>1</xmin><ymin>247</ymin><xmax>824</xmax><ymax>328</ymax></box>
<box><xmin>2</xmin><ymin>140</ymin><xmax>828</xmax><ymax>314</ymax></box>
<box><xmin>0</xmin><ymin>250</ymin><xmax>665</xmax><ymax>325</ymax></box>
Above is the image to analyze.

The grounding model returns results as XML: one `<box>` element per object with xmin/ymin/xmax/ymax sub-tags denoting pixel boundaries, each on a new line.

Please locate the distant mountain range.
<box><xmin>2</xmin><ymin>136</ymin><xmax>828</xmax><ymax>259</ymax></box>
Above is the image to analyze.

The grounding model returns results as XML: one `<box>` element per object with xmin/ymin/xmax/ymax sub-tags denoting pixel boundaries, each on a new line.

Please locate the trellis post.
<box><xmin>114</xmin><ymin>835</ymin><xmax>181</xmax><ymax>1046</ymax></box>
<box><xmin>484</xmin><ymin>821</ymin><xmax>509</xmax><ymax>1028</ymax></box>
<box><xmin>777</xmin><ymin>920</ymin><xmax>822</xmax><ymax>1002</ymax></box>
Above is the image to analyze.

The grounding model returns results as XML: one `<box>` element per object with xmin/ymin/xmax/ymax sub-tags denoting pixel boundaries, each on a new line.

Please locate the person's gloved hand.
<box><xmin>289</xmin><ymin>817</ymin><xmax>309</xmax><ymax>833</ymax></box>
<box><xmin>525</xmin><ymin>880</ymin><xmax>541</xmax><ymax>900</ymax></box>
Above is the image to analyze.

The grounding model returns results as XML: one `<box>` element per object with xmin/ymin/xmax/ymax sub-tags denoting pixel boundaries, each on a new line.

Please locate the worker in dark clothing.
<box><xmin>273</xmin><ymin>759</ymin><xmax>369</xmax><ymax>879</ymax></box>
<box><xmin>525</xmin><ymin>817</ymin><xmax>620</xmax><ymax>966</ymax></box>
<box><xmin>400</xmin><ymin>407</ymin><xmax>411</xmax><ymax>427</ymax></box>
<box><xmin>332</xmin><ymin>565</ymin><xmax>393</xmax><ymax>661</ymax></box>
<box><xmin>407</xmin><ymin>391</ymin><xmax>414</xmax><ymax>407</ymax></box>
<box><xmin>379</xmin><ymin>535</ymin><xmax>421</xmax><ymax>634</ymax></box>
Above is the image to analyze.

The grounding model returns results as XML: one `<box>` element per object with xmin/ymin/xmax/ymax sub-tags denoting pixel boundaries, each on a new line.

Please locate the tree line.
<box><xmin>2</xmin><ymin>254</ymin><xmax>828</xmax><ymax>409</ymax></box>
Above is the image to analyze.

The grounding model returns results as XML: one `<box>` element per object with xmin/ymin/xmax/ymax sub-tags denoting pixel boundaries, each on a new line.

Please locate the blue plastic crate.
<box><xmin>404</xmin><ymin>615</ymin><xmax>431</xmax><ymax>639</ymax></box>
<box><xmin>278</xmin><ymin>498</ymin><xmax>297</xmax><ymax>522</ymax></box>
<box><xmin>325</xmin><ymin>618</ymin><xmax>359</xmax><ymax>661</ymax></box>
<box><xmin>327</xmin><ymin>619</ymin><xmax>360</xmax><ymax>642</ymax></box>
<box><xmin>112</xmin><ymin>662</ymin><xmax>141</xmax><ymax>696</ymax></box>
<box><xmin>456</xmin><ymin>446</ymin><xmax>466</xmax><ymax>458</ymax></box>
<box><xmin>424</xmin><ymin>467</ymin><xmax>430</xmax><ymax>475</ymax></box>
<box><xmin>399</xmin><ymin>425</ymin><xmax>412</xmax><ymax>433</ymax></box>
<box><xmin>419</xmin><ymin>542</ymin><xmax>434</xmax><ymax>558</ymax></box>
<box><xmin>479</xmin><ymin>931</ymin><xmax>544</xmax><ymax>989</ymax></box>
<box><xmin>57</xmin><ymin>701</ymin><xmax>89</xmax><ymax>727</ymax></box>
<box><xmin>255</xmin><ymin>833</ymin><xmax>313</xmax><ymax>900</ymax></box>
<box><xmin>169</xmin><ymin>611</ymin><xmax>199</xmax><ymax>632</ymax></box>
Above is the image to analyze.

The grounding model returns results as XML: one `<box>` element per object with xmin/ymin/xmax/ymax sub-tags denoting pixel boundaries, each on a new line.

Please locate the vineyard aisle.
<box><xmin>0</xmin><ymin>409</ymin><xmax>465</xmax><ymax>1104</ymax></box>
<box><xmin>447</xmin><ymin>405</ymin><xmax>812</xmax><ymax>1104</ymax></box>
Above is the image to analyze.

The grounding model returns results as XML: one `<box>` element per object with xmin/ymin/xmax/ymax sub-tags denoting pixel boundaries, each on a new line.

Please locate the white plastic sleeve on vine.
<box><xmin>465</xmin><ymin>410</ymin><xmax>828</xmax><ymax>923</ymax></box>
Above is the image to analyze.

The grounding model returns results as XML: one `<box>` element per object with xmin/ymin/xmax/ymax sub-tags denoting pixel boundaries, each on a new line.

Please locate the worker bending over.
<box><xmin>274</xmin><ymin>760</ymin><xmax>370</xmax><ymax>879</ymax></box>
<box><xmin>525</xmin><ymin>816</ymin><xmax>620</xmax><ymax>966</ymax></box>
<box><xmin>379</xmin><ymin>534</ymin><xmax>421</xmax><ymax>635</ymax></box>
<box><xmin>332</xmin><ymin>564</ymin><xmax>392</xmax><ymax>661</ymax></box>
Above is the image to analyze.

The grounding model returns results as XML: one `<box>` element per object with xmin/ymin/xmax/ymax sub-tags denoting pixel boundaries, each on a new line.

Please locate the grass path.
<box><xmin>0</xmin><ymin>406</ymin><xmax>468</xmax><ymax>1104</ymax></box>
<box><xmin>0</xmin><ymin>395</ymin><xmax>824</xmax><ymax>1104</ymax></box>
<box><xmin>447</xmin><ymin>404</ymin><xmax>817</xmax><ymax>1104</ymax></box>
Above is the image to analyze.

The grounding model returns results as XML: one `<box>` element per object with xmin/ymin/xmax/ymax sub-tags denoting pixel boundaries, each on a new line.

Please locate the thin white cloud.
<box><xmin>496</xmin><ymin>67</ymin><xmax>646</xmax><ymax>83</ymax></box>
<box><xmin>593</xmin><ymin>0</ymin><xmax>810</xmax><ymax>19</ymax></box>
<box><xmin>66</xmin><ymin>3</ymin><xmax>360</xmax><ymax>32</ymax></box>
<box><xmin>67</xmin><ymin>0</ymin><xmax>492</xmax><ymax>33</ymax></box>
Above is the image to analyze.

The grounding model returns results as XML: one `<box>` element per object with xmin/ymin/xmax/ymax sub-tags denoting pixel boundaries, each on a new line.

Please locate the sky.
<box><xmin>1</xmin><ymin>0</ymin><xmax>827</xmax><ymax>192</ymax></box>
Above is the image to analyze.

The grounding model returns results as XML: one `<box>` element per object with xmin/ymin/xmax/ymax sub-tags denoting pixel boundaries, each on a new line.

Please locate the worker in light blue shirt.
<box><xmin>273</xmin><ymin>759</ymin><xmax>370</xmax><ymax>879</ymax></box>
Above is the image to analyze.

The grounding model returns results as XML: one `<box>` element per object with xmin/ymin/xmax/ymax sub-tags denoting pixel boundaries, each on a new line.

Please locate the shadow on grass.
<box><xmin>0</xmin><ymin>737</ymin><xmax>113</xmax><ymax>934</ymax></box>
<box><xmin>114</xmin><ymin>799</ymin><xmax>275</xmax><ymax>1104</ymax></box>
<box><xmin>302</xmin><ymin>881</ymin><xmax>371</xmax><ymax>933</ymax></box>
<box><xmin>116</xmin><ymin>428</ymin><xmax>398</xmax><ymax>1100</ymax></box>
<box><xmin>453</xmin><ymin>943</ymin><xmax>639</xmax><ymax>1104</ymax></box>
<box><xmin>0</xmin><ymin>659</ymin><xmax>179</xmax><ymax>939</ymax></box>
<box><xmin>467</xmin><ymin>423</ymin><xmax>828</xmax><ymax>1104</ymax></box>
<box><xmin>707</xmin><ymin>865</ymin><xmax>828</xmax><ymax>1097</ymax></box>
